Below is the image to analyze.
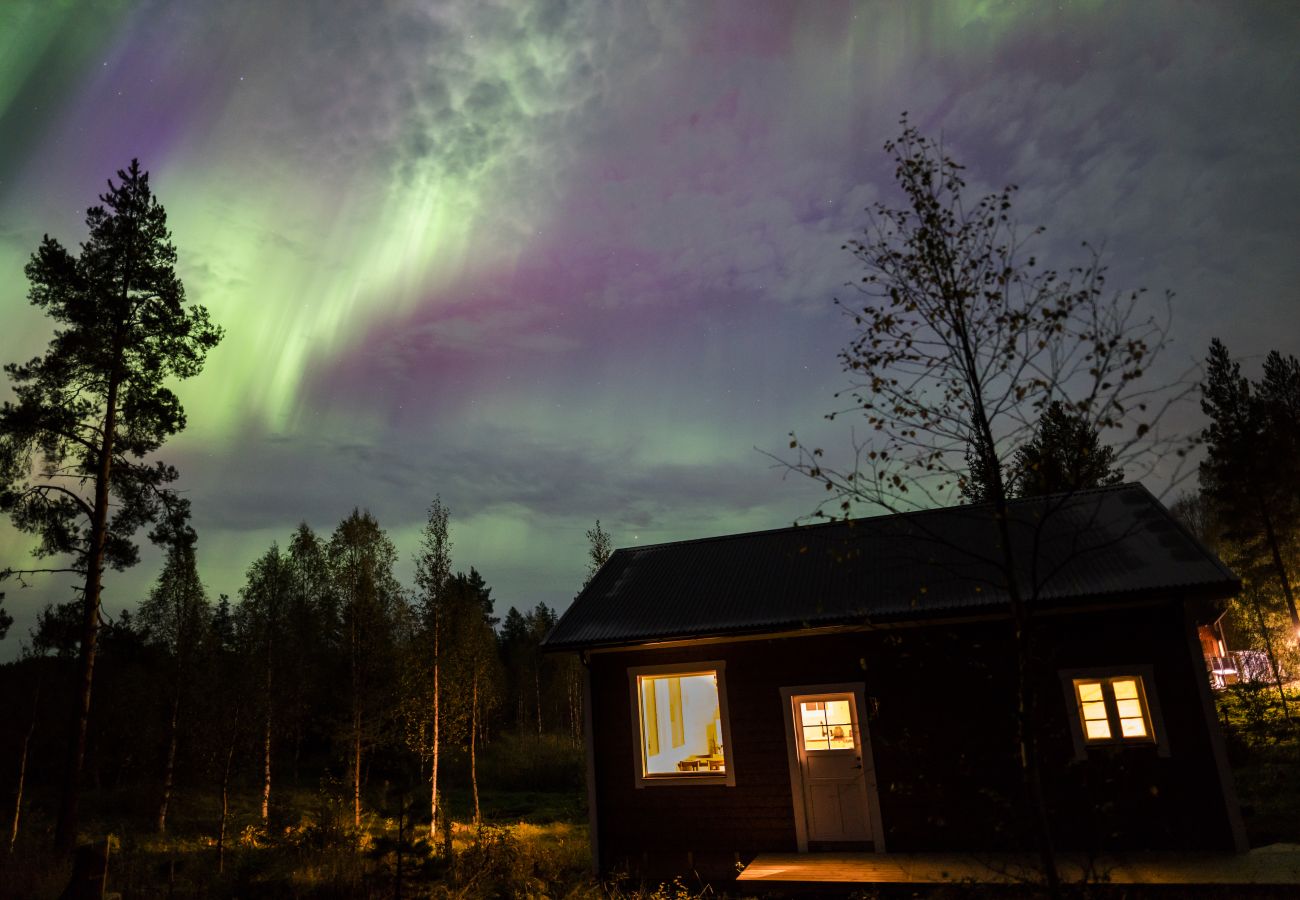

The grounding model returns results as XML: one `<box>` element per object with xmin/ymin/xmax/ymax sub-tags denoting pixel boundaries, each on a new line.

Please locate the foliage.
<box><xmin>1199</xmin><ymin>339</ymin><xmax>1300</xmax><ymax>632</ymax></box>
<box><xmin>0</xmin><ymin>160</ymin><xmax>222</xmax><ymax>589</ymax></box>
<box><xmin>585</xmin><ymin>519</ymin><xmax>613</xmax><ymax>586</ymax></box>
<box><xmin>0</xmin><ymin>159</ymin><xmax>221</xmax><ymax>848</ymax></box>
<box><xmin>1009</xmin><ymin>402</ymin><xmax>1124</xmax><ymax>498</ymax></box>
<box><xmin>329</xmin><ymin>509</ymin><xmax>405</xmax><ymax>828</ymax></box>
<box><xmin>781</xmin><ymin>115</ymin><xmax>1192</xmax><ymax>900</ymax></box>
<box><xmin>138</xmin><ymin>538</ymin><xmax>210</xmax><ymax>662</ymax></box>
<box><xmin>961</xmin><ymin>402</ymin><xmax>1124</xmax><ymax>503</ymax></box>
<box><xmin>786</xmin><ymin>116</ymin><xmax>1184</xmax><ymax>516</ymax></box>
<box><xmin>1215</xmin><ymin>683</ymin><xmax>1300</xmax><ymax>846</ymax></box>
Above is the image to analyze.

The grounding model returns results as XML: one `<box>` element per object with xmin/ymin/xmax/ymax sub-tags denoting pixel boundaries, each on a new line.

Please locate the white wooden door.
<box><xmin>792</xmin><ymin>693</ymin><xmax>872</xmax><ymax>843</ymax></box>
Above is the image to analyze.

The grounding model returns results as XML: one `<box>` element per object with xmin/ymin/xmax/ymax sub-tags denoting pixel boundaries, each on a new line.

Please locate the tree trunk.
<box><xmin>1260</xmin><ymin>506</ymin><xmax>1300</xmax><ymax>632</ymax></box>
<box><xmin>55</xmin><ymin>360</ymin><xmax>122</xmax><ymax>852</ymax></box>
<box><xmin>1248</xmin><ymin>588</ymin><xmax>1292</xmax><ymax>720</ymax></box>
<box><xmin>955</xmin><ymin>303</ymin><xmax>1061</xmax><ymax>900</ymax></box>
<box><xmin>535</xmin><ymin>666</ymin><xmax>543</xmax><ymax>737</ymax></box>
<box><xmin>9</xmin><ymin>676</ymin><xmax>39</xmax><ymax>854</ymax></box>
<box><xmin>217</xmin><ymin>726</ymin><xmax>236</xmax><ymax>874</ymax></box>
<box><xmin>260</xmin><ymin>704</ymin><xmax>272</xmax><ymax>823</ymax></box>
<box><xmin>429</xmin><ymin>628</ymin><xmax>440</xmax><ymax>845</ymax></box>
<box><xmin>157</xmin><ymin>689</ymin><xmax>181</xmax><ymax>833</ymax></box>
<box><xmin>353</xmin><ymin>720</ymin><xmax>363</xmax><ymax>830</ymax></box>
<box><xmin>470</xmin><ymin>668</ymin><xmax>480</xmax><ymax>826</ymax></box>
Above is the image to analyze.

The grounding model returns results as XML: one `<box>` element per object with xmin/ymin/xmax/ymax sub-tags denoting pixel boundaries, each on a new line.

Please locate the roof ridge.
<box><xmin>613</xmin><ymin>481</ymin><xmax>1145</xmax><ymax>556</ymax></box>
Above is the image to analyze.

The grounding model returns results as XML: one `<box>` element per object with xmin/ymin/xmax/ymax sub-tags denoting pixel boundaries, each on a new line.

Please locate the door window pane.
<box><xmin>799</xmin><ymin>698</ymin><xmax>856</xmax><ymax>751</ymax></box>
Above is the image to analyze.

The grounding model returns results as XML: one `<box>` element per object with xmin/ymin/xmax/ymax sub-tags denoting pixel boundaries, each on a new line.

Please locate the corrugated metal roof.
<box><xmin>543</xmin><ymin>483</ymin><xmax>1237</xmax><ymax>651</ymax></box>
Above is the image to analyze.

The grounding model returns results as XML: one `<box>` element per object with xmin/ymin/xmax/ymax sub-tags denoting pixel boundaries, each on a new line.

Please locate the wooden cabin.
<box><xmin>543</xmin><ymin>484</ymin><xmax>1247</xmax><ymax>882</ymax></box>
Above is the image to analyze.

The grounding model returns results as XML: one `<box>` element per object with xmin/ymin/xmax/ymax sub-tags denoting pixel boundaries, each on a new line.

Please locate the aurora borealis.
<box><xmin>2</xmin><ymin>1</ymin><xmax>1298</xmax><ymax>648</ymax></box>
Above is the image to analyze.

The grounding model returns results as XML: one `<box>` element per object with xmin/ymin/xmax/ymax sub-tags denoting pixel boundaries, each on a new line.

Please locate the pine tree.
<box><xmin>1200</xmin><ymin>339</ymin><xmax>1300</xmax><ymax>634</ymax></box>
<box><xmin>1008</xmin><ymin>401</ymin><xmax>1124</xmax><ymax>498</ymax></box>
<box><xmin>0</xmin><ymin>160</ymin><xmax>222</xmax><ymax>849</ymax></box>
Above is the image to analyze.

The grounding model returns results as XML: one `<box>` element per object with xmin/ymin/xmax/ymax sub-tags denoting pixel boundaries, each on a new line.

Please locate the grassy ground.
<box><xmin>1215</xmin><ymin>681</ymin><xmax>1300</xmax><ymax>846</ymax></box>
<box><xmin>1</xmin><ymin>784</ymin><xmax>598</xmax><ymax>899</ymax></box>
<box><xmin>3</xmin><ymin>693</ymin><xmax>1297</xmax><ymax>899</ymax></box>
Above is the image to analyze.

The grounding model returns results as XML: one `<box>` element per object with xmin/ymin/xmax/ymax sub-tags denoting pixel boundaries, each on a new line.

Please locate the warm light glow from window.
<box><xmin>799</xmin><ymin>699</ymin><xmax>855</xmax><ymax>750</ymax></box>
<box><xmin>1074</xmin><ymin>676</ymin><xmax>1152</xmax><ymax>744</ymax></box>
<box><xmin>637</xmin><ymin>671</ymin><xmax>725</xmax><ymax>776</ymax></box>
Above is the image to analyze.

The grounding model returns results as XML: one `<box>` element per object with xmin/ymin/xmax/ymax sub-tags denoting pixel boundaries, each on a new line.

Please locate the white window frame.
<box><xmin>627</xmin><ymin>660</ymin><xmax>736</xmax><ymax>787</ymax></box>
<box><xmin>1060</xmin><ymin>665</ymin><xmax>1169</xmax><ymax>760</ymax></box>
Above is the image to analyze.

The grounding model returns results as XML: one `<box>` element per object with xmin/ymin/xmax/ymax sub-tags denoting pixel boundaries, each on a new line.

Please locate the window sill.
<box><xmin>635</xmin><ymin>773</ymin><xmax>733</xmax><ymax>788</ymax></box>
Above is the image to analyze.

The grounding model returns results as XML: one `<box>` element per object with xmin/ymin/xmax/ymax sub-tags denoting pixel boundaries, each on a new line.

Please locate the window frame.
<box><xmin>627</xmin><ymin>660</ymin><xmax>736</xmax><ymax>788</ymax></box>
<box><xmin>1059</xmin><ymin>665</ymin><xmax>1169</xmax><ymax>760</ymax></box>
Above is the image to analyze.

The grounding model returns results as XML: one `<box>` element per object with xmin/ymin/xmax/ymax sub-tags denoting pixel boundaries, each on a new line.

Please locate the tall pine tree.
<box><xmin>0</xmin><ymin>161</ymin><xmax>222</xmax><ymax>849</ymax></box>
<box><xmin>1200</xmin><ymin>339</ymin><xmax>1300</xmax><ymax>633</ymax></box>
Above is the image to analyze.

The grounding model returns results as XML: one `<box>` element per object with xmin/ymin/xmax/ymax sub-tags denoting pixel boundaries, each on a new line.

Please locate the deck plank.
<box><xmin>736</xmin><ymin>847</ymin><xmax>1300</xmax><ymax>885</ymax></box>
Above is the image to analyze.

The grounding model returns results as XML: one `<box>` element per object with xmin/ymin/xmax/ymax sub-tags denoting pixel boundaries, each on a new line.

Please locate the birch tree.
<box><xmin>783</xmin><ymin>116</ymin><xmax>1190</xmax><ymax>896</ymax></box>
<box><xmin>137</xmin><ymin>532</ymin><xmax>210</xmax><ymax>833</ymax></box>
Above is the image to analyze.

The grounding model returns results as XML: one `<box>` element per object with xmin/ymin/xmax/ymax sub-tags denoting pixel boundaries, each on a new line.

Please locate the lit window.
<box><xmin>633</xmin><ymin>667</ymin><xmax>730</xmax><ymax>780</ymax></box>
<box><xmin>1073</xmin><ymin>676</ymin><xmax>1153</xmax><ymax>744</ymax></box>
<box><xmin>799</xmin><ymin>699</ymin><xmax>855</xmax><ymax>750</ymax></box>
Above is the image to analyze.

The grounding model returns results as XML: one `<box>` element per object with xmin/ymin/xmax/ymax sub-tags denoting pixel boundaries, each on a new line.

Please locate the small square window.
<box><xmin>1072</xmin><ymin>675</ymin><xmax>1154</xmax><ymax>746</ymax></box>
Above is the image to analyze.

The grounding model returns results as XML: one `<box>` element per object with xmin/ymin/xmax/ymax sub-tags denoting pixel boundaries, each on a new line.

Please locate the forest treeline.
<box><xmin>1</xmin><ymin>498</ymin><xmax>606</xmax><ymax>854</ymax></box>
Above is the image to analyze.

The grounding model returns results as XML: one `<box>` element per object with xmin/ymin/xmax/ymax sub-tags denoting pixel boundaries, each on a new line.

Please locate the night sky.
<box><xmin>1</xmin><ymin>1</ymin><xmax>1297</xmax><ymax>650</ymax></box>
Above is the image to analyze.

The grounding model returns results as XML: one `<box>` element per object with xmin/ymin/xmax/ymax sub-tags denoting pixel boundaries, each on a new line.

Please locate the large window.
<box><xmin>1062</xmin><ymin>667</ymin><xmax>1165</xmax><ymax>758</ymax></box>
<box><xmin>629</xmin><ymin>663</ymin><xmax>733</xmax><ymax>785</ymax></box>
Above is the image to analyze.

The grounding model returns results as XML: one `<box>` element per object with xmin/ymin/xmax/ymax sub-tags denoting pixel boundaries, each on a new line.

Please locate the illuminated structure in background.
<box><xmin>546</xmin><ymin>484</ymin><xmax>1248</xmax><ymax>882</ymax></box>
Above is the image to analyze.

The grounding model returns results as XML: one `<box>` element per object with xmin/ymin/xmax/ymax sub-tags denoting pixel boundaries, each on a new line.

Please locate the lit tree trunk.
<box><xmin>351</xmin><ymin>608</ymin><xmax>363</xmax><ymax>830</ymax></box>
<box><xmin>217</xmin><ymin>715</ymin><xmax>237</xmax><ymax>874</ymax></box>
<box><xmin>261</xmin><ymin>642</ymin><xmax>273</xmax><ymax>824</ymax></box>
<box><xmin>9</xmin><ymin>676</ymin><xmax>39</xmax><ymax>854</ymax></box>
<box><xmin>429</xmin><ymin>624</ymin><xmax>440</xmax><ymax>845</ymax></box>
<box><xmin>157</xmin><ymin>689</ymin><xmax>180</xmax><ymax>833</ymax></box>
<box><xmin>470</xmin><ymin>667</ymin><xmax>480</xmax><ymax>826</ymax></box>
<box><xmin>55</xmin><ymin>356</ymin><xmax>122</xmax><ymax>852</ymax></box>
<box><xmin>535</xmin><ymin>665</ymin><xmax>543</xmax><ymax>737</ymax></box>
<box><xmin>353</xmin><ymin>713</ymin><xmax>363</xmax><ymax>830</ymax></box>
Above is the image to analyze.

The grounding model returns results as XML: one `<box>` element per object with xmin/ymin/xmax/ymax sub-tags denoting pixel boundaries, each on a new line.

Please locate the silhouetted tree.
<box><xmin>783</xmin><ymin>117</ymin><xmax>1188</xmax><ymax>896</ymax></box>
<box><xmin>197</xmin><ymin>592</ymin><xmax>245</xmax><ymax>872</ymax></box>
<box><xmin>403</xmin><ymin>496</ymin><xmax>452</xmax><ymax>844</ymax></box>
<box><xmin>959</xmin><ymin>428</ymin><xmax>1002</xmax><ymax>503</ymax></box>
<box><xmin>283</xmin><ymin>523</ymin><xmax>334</xmax><ymax>781</ymax></box>
<box><xmin>329</xmin><ymin>510</ymin><xmax>403</xmax><ymax>828</ymax></box>
<box><xmin>236</xmin><ymin>543</ymin><xmax>293</xmax><ymax>823</ymax></box>
<box><xmin>0</xmin><ymin>160</ymin><xmax>222</xmax><ymax>849</ymax></box>
<box><xmin>137</xmin><ymin>532</ymin><xmax>210</xmax><ymax>833</ymax></box>
<box><xmin>443</xmin><ymin>570</ymin><xmax>502</xmax><ymax>824</ymax></box>
<box><xmin>1010</xmin><ymin>401</ymin><xmax>1124</xmax><ymax>498</ymax></box>
<box><xmin>585</xmin><ymin>520</ymin><xmax>612</xmax><ymax>586</ymax></box>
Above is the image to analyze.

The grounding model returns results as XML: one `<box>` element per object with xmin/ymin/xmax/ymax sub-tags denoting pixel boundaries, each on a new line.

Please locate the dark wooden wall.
<box><xmin>585</xmin><ymin>599</ymin><xmax>1239</xmax><ymax>881</ymax></box>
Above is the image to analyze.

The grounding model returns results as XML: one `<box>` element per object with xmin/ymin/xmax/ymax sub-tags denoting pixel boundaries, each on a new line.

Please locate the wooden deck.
<box><xmin>736</xmin><ymin>845</ymin><xmax>1300</xmax><ymax>885</ymax></box>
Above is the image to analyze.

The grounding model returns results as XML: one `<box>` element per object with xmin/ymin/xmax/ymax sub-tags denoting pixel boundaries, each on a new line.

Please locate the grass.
<box><xmin>3</xmin><ymin>703</ymin><xmax>1297</xmax><ymax>899</ymax></box>
<box><xmin>1215</xmin><ymin>681</ymin><xmax>1300</xmax><ymax>846</ymax></box>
